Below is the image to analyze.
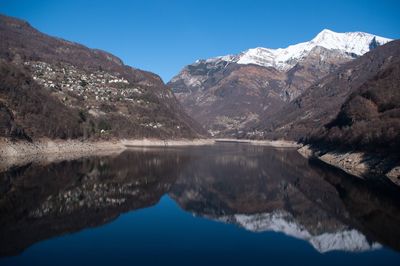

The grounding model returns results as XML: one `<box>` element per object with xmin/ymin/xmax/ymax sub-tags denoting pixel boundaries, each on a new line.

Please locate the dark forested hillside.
<box><xmin>0</xmin><ymin>60</ymin><xmax>87</xmax><ymax>140</ymax></box>
<box><xmin>306</xmin><ymin>60</ymin><xmax>400</xmax><ymax>153</ymax></box>
<box><xmin>258</xmin><ymin>40</ymin><xmax>400</xmax><ymax>154</ymax></box>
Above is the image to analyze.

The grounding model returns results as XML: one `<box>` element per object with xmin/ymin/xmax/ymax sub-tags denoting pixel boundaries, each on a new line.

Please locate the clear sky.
<box><xmin>1</xmin><ymin>0</ymin><xmax>399</xmax><ymax>82</ymax></box>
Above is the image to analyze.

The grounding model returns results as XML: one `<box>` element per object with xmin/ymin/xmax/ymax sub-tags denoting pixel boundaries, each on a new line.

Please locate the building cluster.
<box><xmin>24</xmin><ymin>61</ymin><xmax>168</xmax><ymax>129</ymax></box>
<box><xmin>25</xmin><ymin>61</ymin><xmax>145</xmax><ymax>104</ymax></box>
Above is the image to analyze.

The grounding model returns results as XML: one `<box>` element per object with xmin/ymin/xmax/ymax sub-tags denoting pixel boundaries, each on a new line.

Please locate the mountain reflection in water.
<box><xmin>1</xmin><ymin>144</ymin><xmax>400</xmax><ymax>263</ymax></box>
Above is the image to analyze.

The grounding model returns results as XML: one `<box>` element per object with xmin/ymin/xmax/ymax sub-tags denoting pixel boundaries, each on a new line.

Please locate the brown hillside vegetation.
<box><xmin>307</xmin><ymin>61</ymin><xmax>400</xmax><ymax>153</ymax></box>
<box><xmin>0</xmin><ymin>14</ymin><xmax>204</xmax><ymax>141</ymax></box>
<box><xmin>259</xmin><ymin>40</ymin><xmax>400</xmax><ymax>154</ymax></box>
<box><xmin>0</xmin><ymin>60</ymin><xmax>88</xmax><ymax>140</ymax></box>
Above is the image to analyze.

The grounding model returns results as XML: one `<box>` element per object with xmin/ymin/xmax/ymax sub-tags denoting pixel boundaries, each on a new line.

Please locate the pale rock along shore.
<box><xmin>214</xmin><ymin>139</ymin><xmax>300</xmax><ymax>148</ymax></box>
<box><xmin>8</xmin><ymin>137</ymin><xmax>398</xmax><ymax>187</ymax></box>
<box><xmin>0</xmin><ymin>138</ymin><xmax>214</xmax><ymax>171</ymax></box>
<box><xmin>298</xmin><ymin>145</ymin><xmax>400</xmax><ymax>186</ymax></box>
<box><xmin>0</xmin><ymin>138</ymin><xmax>301</xmax><ymax>171</ymax></box>
<box><xmin>0</xmin><ymin>138</ymin><xmax>297</xmax><ymax>161</ymax></box>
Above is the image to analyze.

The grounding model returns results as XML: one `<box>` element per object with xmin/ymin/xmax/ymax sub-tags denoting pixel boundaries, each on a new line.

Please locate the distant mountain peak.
<box><xmin>204</xmin><ymin>30</ymin><xmax>392</xmax><ymax>71</ymax></box>
<box><xmin>309</xmin><ymin>29</ymin><xmax>391</xmax><ymax>55</ymax></box>
<box><xmin>312</xmin><ymin>28</ymin><xmax>337</xmax><ymax>41</ymax></box>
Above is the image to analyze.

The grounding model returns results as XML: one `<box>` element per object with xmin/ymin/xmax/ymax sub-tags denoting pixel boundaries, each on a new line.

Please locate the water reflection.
<box><xmin>170</xmin><ymin>145</ymin><xmax>400</xmax><ymax>253</ymax></box>
<box><xmin>0</xmin><ymin>144</ymin><xmax>399</xmax><ymax>258</ymax></box>
<box><xmin>0</xmin><ymin>150</ymin><xmax>187</xmax><ymax>257</ymax></box>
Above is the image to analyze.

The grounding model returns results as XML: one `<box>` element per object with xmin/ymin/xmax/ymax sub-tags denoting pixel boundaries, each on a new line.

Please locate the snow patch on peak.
<box><xmin>309</xmin><ymin>29</ymin><xmax>391</xmax><ymax>56</ymax></box>
<box><xmin>205</xmin><ymin>29</ymin><xmax>392</xmax><ymax>71</ymax></box>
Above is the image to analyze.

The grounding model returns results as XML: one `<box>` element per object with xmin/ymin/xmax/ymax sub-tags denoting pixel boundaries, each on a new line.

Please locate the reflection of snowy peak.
<box><xmin>216</xmin><ymin>211</ymin><xmax>381</xmax><ymax>253</ymax></box>
<box><xmin>207</xmin><ymin>29</ymin><xmax>392</xmax><ymax>70</ymax></box>
<box><xmin>310</xmin><ymin>230</ymin><xmax>381</xmax><ymax>254</ymax></box>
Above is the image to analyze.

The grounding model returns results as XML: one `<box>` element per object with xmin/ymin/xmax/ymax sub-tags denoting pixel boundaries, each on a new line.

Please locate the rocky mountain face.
<box><xmin>0</xmin><ymin>14</ymin><xmax>204</xmax><ymax>141</ymax></box>
<box><xmin>169</xmin><ymin>29</ymin><xmax>391</xmax><ymax>137</ymax></box>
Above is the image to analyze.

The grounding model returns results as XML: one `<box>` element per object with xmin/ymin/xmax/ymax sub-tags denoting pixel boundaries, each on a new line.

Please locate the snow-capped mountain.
<box><xmin>169</xmin><ymin>29</ymin><xmax>393</xmax><ymax>137</ymax></box>
<box><xmin>207</xmin><ymin>29</ymin><xmax>392</xmax><ymax>70</ymax></box>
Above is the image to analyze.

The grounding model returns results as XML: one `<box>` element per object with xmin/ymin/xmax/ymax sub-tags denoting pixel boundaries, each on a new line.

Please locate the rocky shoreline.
<box><xmin>122</xmin><ymin>139</ymin><xmax>215</xmax><ymax>147</ymax></box>
<box><xmin>298</xmin><ymin>145</ymin><xmax>400</xmax><ymax>186</ymax></box>
<box><xmin>0</xmin><ymin>139</ymin><xmax>122</xmax><ymax>171</ymax></box>
<box><xmin>3</xmin><ymin>138</ymin><xmax>398</xmax><ymax>188</ymax></box>
<box><xmin>0</xmin><ymin>138</ymin><xmax>302</xmax><ymax>171</ymax></box>
<box><xmin>215</xmin><ymin>139</ymin><xmax>301</xmax><ymax>148</ymax></box>
<box><xmin>0</xmin><ymin>138</ymin><xmax>297</xmax><ymax>161</ymax></box>
<box><xmin>0</xmin><ymin>138</ymin><xmax>214</xmax><ymax>171</ymax></box>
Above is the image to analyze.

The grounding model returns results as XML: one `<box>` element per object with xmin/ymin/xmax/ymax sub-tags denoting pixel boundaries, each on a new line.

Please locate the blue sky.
<box><xmin>1</xmin><ymin>0</ymin><xmax>399</xmax><ymax>81</ymax></box>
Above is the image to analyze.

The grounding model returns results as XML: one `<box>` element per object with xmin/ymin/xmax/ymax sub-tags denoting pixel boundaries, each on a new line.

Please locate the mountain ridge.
<box><xmin>168</xmin><ymin>29</ymin><xmax>392</xmax><ymax>137</ymax></box>
<box><xmin>183</xmin><ymin>29</ymin><xmax>392</xmax><ymax>72</ymax></box>
<box><xmin>258</xmin><ymin>40</ymin><xmax>400</xmax><ymax>144</ymax></box>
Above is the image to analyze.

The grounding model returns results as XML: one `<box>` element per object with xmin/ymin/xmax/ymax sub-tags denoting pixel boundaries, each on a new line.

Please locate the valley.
<box><xmin>0</xmin><ymin>14</ymin><xmax>399</xmax><ymax>186</ymax></box>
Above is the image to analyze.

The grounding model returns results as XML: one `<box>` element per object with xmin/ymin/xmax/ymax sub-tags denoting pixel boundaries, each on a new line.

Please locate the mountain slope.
<box><xmin>169</xmin><ymin>29</ymin><xmax>391</xmax><ymax>137</ymax></box>
<box><xmin>259</xmin><ymin>40</ymin><xmax>400</xmax><ymax>151</ymax></box>
<box><xmin>307</xmin><ymin>56</ymin><xmax>400</xmax><ymax>154</ymax></box>
<box><xmin>0</xmin><ymin>14</ymin><xmax>204</xmax><ymax>141</ymax></box>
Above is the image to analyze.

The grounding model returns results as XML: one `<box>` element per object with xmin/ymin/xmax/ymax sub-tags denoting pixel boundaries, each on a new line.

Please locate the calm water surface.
<box><xmin>1</xmin><ymin>144</ymin><xmax>400</xmax><ymax>265</ymax></box>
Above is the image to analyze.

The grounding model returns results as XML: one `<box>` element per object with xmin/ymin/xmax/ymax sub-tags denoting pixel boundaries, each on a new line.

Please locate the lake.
<box><xmin>1</xmin><ymin>143</ymin><xmax>400</xmax><ymax>265</ymax></box>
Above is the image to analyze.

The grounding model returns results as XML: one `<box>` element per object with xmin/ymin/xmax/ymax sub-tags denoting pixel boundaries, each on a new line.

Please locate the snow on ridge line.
<box><xmin>198</xmin><ymin>29</ymin><xmax>392</xmax><ymax>71</ymax></box>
